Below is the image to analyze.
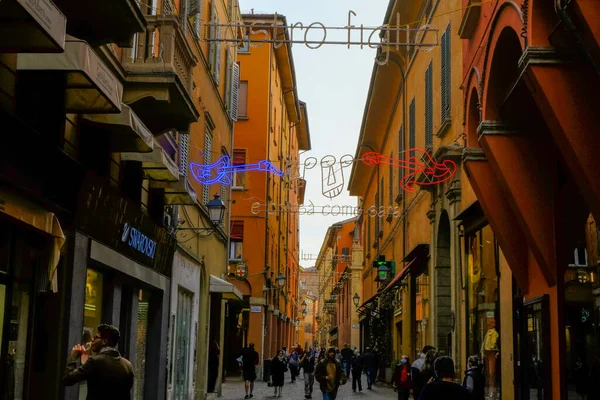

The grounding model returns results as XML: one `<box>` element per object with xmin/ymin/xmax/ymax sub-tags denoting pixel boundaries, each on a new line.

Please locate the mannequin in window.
<box><xmin>481</xmin><ymin>318</ymin><xmax>499</xmax><ymax>397</ymax></box>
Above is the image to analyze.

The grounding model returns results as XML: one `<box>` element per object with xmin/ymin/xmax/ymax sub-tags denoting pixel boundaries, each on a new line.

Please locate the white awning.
<box><xmin>121</xmin><ymin>142</ymin><xmax>179</xmax><ymax>182</ymax></box>
<box><xmin>0</xmin><ymin>187</ymin><xmax>65</xmax><ymax>293</ymax></box>
<box><xmin>82</xmin><ymin>104</ymin><xmax>154</xmax><ymax>153</ymax></box>
<box><xmin>0</xmin><ymin>0</ymin><xmax>66</xmax><ymax>52</ymax></box>
<box><xmin>17</xmin><ymin>36</ymin><xmax>123</xmax><ymax>113</ymax></box>
<box><xmin>210</xmin><ymin>275</ymin><xmax>243</xmax><ymax>301</ymax></box>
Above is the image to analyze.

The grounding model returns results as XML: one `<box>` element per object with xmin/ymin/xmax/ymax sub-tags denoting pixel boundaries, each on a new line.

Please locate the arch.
<box><xmin>435</xmin><ymin>210</ymin><xmax>452</xmax><ymax>355</ymax></box>
<box><xmin>231</xmin><ymin>278</ymin><xmax>252</xmax><ymax>297</ymax></box>
<box><xmin>466</xmin><ymin>86</ymin><xmax>482</xmax><ymax>148</ymax></box>
<box><xmin>462</xmin><ymin>66</ymin><xmax>482</xmax><ymax>131</ymax></box>
<box><xmin>481</xmin><ymin>2</ymin><xmax>525</xmax><ymax>120</ymax></box>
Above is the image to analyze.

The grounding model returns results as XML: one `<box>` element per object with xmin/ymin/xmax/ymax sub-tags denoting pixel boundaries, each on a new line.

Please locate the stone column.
<box><xmin>350</xmin><ymin>241</ymin><xmax>364</xmax><ymax>349</ymax></box>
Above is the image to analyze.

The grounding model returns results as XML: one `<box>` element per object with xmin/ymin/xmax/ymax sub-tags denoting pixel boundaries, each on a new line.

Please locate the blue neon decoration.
<box><xmin>190</xmin><ymin>156</ymin><xmax>284</xmax><ymax>185</ymax></box>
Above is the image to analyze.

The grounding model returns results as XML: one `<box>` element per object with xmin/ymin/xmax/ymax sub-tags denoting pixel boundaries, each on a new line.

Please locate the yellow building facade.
<box><xmin>348</xmin><ymin>2</ymin><xmax>517</xmax><ymax>396</ymax></box>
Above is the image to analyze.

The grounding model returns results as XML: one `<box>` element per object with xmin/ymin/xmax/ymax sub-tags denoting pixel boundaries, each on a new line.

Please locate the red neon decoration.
<box><xmin>361</xmin><ymin>149</ymin><xmax>457</xmax><ymax>192</ymax></box>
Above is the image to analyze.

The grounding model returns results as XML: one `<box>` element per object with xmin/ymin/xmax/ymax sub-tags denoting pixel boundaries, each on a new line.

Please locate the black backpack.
<box><xmin>463</xmin><ymin>368</ymin><xmax>485</xmax><ymax>400</ymax></box>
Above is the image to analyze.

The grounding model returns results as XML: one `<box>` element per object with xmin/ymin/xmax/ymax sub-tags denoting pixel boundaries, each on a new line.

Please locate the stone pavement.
<box><xmin>220</xmin><ymin>370</ymin><xmax>400</xmax><ymax>400</ymax></box>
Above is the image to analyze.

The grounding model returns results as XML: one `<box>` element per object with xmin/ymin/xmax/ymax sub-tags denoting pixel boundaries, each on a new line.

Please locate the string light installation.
<box><xmin>190</xmin><ymin>155</ymin><xmax>283</xmax><ymax>185</ymax></box>
<box><xmin>361</xmin><ymin>149</ymin><xmax>457</xmax><ymax>192</ymax></box>
<box><xmin>204</xmin><ymin>11</ymin><xmax>439</xmax><ymax>66</ymax></box>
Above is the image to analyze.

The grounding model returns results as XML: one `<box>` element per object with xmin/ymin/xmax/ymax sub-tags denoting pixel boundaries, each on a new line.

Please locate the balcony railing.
<box><xmin>123</xmin><ymin>14</ymin><xmax>196</xmax><ymax>96</ymax></box>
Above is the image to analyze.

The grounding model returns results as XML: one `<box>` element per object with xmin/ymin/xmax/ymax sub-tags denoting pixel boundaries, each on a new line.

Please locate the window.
<box><xmin>238</xmin><ymin>81</ymin><xmax>248</xmax><ymax>118</ymax></box>
<box><xmin>230</xmin><ymin>221</ymin><xmax>243</xmax><ymax>259</ymax></box>
<box><xmin>220</xmin><ymin>151</ymin><xmax>227</xmax><ymax>212</ymax></box>
<box><xmin>466</xmin><ymin>225</ymin><xmax>501</xmax><ymax>398</ymax></box>
<box><xmin>239</xmin><ymin>34</ymin><xmax>250</xmax><ymax>53</ymax></box>
<box><xmin>131</xmin><ymin>33</ymin><xmax>139</xmax><ymax>61</ymax></box>
<box><xmin>208</xmin><ymin>3</ymin><xmax>217</xmax><ymax>71</ymax></box>
<box><xmin>341</xmin><ymin>248</ymin><xmax>350</xmax><ymax>262</ymax></box>
<box><xmin>229</xmin><ymin>62</ymin><xmax>240</xmax><ymax>121</ymax></box>
<box><xmin>388</xmin><ymin>152</ymin><xmax>394</xmax><ymax>210</ymax></box>
<box><xmin>425</xmin><ymin>61</ymin><xmax>433</xmax><ymax>148</ymax></box>
<box><xmin>441</xmin><ymin>23</ymin><xmax>451</xmax><ymax>123</ymax></box>
<box><xmin>409</xmin><ymin>98</ymin><xmax>416</xmax><ymax>155</ymax></box>
<box><xmin>398</xmin><ymin>125</ymin><xmax>405</xmax><ymax>183</ymax></box>
<box><xmin>203</xmin><ymin>130</ymin><xmax>213</xmax><ymax>204</ymax></box>
<box><xmin>232</xmin><ymin>149</ymin><xmax>245</xmax><ymax>189</ymax></box>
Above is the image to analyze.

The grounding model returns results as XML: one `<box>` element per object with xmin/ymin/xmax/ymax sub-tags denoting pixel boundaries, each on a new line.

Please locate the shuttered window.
<box><xmin>232</xmin><ymin>149</ymin><xmax>245</xmax><ymax>188</ymax></box>
<box><xmin>409</xmin><ymin>98</ymin><xmax>416</xmax><ymax>155</ymax></box>
<box><xmin>214</xmin><ymin>27</ymin><xmax>221</xmax><ymax>84</ymax></box>
<box><xmin>398</xmin><ymin>125</ymin><xmax>404</xmax><ymax>181</ymax></box>
<box><xmin>441</xmin><ymin>23</ymin><xmax>451</xmax><ymax>123</ymax></box>
<box><xmin>220</xmin><ymin>150</ymin><xmax>227</xmax><ymax>213</ymax></box>
<box><xmin>389</xmin><ymin>152</ymin><xmax>394</xmax><ymax>208</ymax></box>
<box><xmin>203</xmin><ymin>130</ymin><xmax>213</xmax><ymax>204</ymax></box>
<box><xmin>209</xmin><ymin>3</ymin><xmax>217</xmax><ymax>71</ymax></box>
<box><xmin>238</xmin><ymin>81</ymin><xmax>248</xmax><ymax>117</ymax></box>
<box><xmin>179</xmin><ymin>133</ymin><xmax>189</xmax><ymax>176</ymax></box>
<box><xmin>425</xmin><ymin>61</ymin><xmax>433</xmax><ymax>148</ymax></box>
<box><xmin>229</xmin><ymin>62</ymin><xmax>240</xmax><ymax>121</ymax></box>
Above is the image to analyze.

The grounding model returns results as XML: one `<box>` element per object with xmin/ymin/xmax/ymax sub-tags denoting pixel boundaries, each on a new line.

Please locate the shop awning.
<box><xmin>150</xmin><ymin>177</ymin><xmax>197</xmax><ymax>205</ymax></box>
<box><xmin>0</xmin><ymin>187</ymin><xmax>65</xmax><ymax>293</ymax></box>
<box><xmin>210</xmin><ymin>275</ymin><xmax>243</xmax><ymax>301</ymax></box>
<box><xmin>0</xmin><ymin>0</ymin><xmax>66</xmax><ymax>52</ymax></box>
<box><xmin>382</xmin><ymin>259</ymin><xmax>414</xmax><ymax>293</ymax></box>
<box><xmin>121</xmin><ymin>142</ymin><xmax>179</xmax><ymax>182</ymax></box>
<box><xmin>17</xmin><ymin>36</ymin><xmax>123</xmax><ymax>113</ymax></box>
<box><xmin>357</xmin><ymin>292</ymin><xmax>382</xmax><ymax>316</ymax></box>
<box><xmin>81</xmin><ymin>104</ymin><xmax>153</xmax><ymax>153</ymax></box>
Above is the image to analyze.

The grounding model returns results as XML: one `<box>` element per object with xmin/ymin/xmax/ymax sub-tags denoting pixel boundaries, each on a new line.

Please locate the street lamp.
<box><xmin>353</xmin><ymin>293</ymin><xmax>360</xmax><ymax>307</ymax></box>
<box><xmin>376</xmin><ymin>263</ymin><xmax>390</xmax><ymax>282</ymax></box>
<box><xmin>302</xmin><ymin>309</ymin><xmax>307</xmax><ymax>318</ymax></box>
<box><xmin>276</xmin><ymin>273</ymin><xmax>286</xmax><ymax>288</ymax></box>
<box><xmin>301</xmin><ymin>300</ymin><xmax>307</xmax><ymax>313</ymax></box>
<box><xmin>207</xmin><ymin>194</ymin><xmax>226</xmax><ymax>224</ymax></box>
<box><xmin>176</xmin><ymin>193</ymin><xmax>226</xmax><ymax>234</ymax></box>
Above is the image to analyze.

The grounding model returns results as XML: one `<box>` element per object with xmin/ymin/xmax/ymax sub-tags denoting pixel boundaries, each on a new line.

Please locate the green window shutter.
<box><xmin>441</xmin><ymin>23</ymin><xmax>451</xmax><ymax>123</ymax></box>
<box><xmin>425</xmin><ymin>61</ymin><xmax>433</xmax><ymax>148</ymax></box>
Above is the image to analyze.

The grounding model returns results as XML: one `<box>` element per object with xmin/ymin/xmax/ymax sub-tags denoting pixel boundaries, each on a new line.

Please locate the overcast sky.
<box><xmin>240</xmin><ymin>0</ymin><xmax>389</xmax><ymax>268</ymax></box>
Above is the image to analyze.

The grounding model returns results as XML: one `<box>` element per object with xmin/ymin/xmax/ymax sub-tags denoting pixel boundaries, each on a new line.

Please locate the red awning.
<box><xmin>230</xmin><ymin>221</ymin><xmax>244</xmax><ymax>240</ymax></box>
<box><xmin>383</xmin><ymin>259</ymin><xmax>414</xmax><ymax>292</ymax></box>
<box><xmin>233</xmin><ymin>149</ymin><xmax>246</xmax><ymax>165</ymax></box>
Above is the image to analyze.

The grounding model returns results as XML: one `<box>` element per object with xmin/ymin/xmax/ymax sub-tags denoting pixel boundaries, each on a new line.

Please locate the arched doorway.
<box><xmin>435</xmin><ymin>210</ymin><xmax>451</xmax><ymax>355</ymax></box>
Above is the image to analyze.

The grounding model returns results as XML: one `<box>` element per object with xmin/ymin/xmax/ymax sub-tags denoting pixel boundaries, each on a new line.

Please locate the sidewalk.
<box><xmin>220</xmin><ymin>370</ymin><xmax>399</xmax><ymax>400</ymax></box>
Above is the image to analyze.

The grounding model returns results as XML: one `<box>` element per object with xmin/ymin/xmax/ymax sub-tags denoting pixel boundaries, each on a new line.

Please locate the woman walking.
<box><xmin>271</xmin><ymin>350</ymin><xmax>288</xmax><ymax>398</ymax></box>
<box><xmin>393</xmin><ymin>355</ymin><xmax>412</xmax><ymax>400</ymax></box>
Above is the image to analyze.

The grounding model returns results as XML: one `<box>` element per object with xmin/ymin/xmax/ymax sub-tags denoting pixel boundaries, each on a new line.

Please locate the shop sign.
<box><xmin>122</xmin><ymin>222</ymin><xmax>157</xmax><ymax>259</ymax></box>
<box><xmin>75</xmin><ymin>173</ymin><xmax>176</xmax><ymax>276</ymax></box>
<box><xmin>251</xmin><ymin>306</ymin><xmax>262</xmax><ymax>313</ymax></box>
<box><xmin>234</xmin><ymin>263</ymin><xmax>248</xmax><ymax>280</ymax></box>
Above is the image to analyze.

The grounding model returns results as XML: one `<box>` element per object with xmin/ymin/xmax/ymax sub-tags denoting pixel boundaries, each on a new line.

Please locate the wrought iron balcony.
<box><xmin>121</xmin><ymin>14</ymin><xmax>199</xmax><ymax>134</ymax></box>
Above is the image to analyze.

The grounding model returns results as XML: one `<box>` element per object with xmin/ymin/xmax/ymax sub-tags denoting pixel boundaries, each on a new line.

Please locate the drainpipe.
<box><xmin>555</xmin><ymin>0</ymin><xmax>600</xmax><ymax>76</ymax></box>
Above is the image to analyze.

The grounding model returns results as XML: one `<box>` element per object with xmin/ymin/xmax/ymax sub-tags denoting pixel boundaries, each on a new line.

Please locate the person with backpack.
<box><xmin>300</xmin><ymin>348</ymin><xmax>316</xmax><ymax>399</ymax></box>
<box><xmin>463</xmin><ymin>355</ymin><xmax>485</xmax><ymax>400</ymax></box>
<box><xmin>393</xmin><ymin>355</ymin><xmax>412</xmax><ymax>400</ymax></box>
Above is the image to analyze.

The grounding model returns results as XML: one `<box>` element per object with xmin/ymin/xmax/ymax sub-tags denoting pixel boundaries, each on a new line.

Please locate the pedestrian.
<box><xmin>393</xmin><ymin>355</ymin><xmax>412</xmax><ymax>400</ymax></box>
<box><xmin>463</xmin><ymin>355</ymin><xmax>485</xmax><ymax>400</ymax></box>
<box><xmin>351</xmin><ymin>349</ymin><xmax>364</xmax><ymax>392</ymax></box>
<box><xmin>241</xmin><ymin>343</ymin><xmax>259</xmax><ymax>399</ymax></box>
<box><xmin>207</xmin><ymin>339</ymin><xmax>220</xmax><ymax>393</ymax></box>
<box><xmin>418</xmin><ymin>356</ymin><xmax>472</xmax><ymax>399</ymax></box>
<box><xmin>418</xmin><ymin>350</ymin><xmax>438</xmax><ymax>394</ymax></box>
<box><xmin>335</xmin><ymin>348</ymin><xmax>343</xmax><ymax>365</ymax></box>
<box><xmin>63</xmin><ymin>324</ymin><xmax>134</xmax><ymax>398</ymax></box>
<box><xmin>362</xmin><ymin>347</ymin><xmax>377</xmax><ymax>389</ymax></box>
<box><xmin>315</xmin><ymin>347</ymin><xmax>347</xmax><ymax>400</ymax></box>
<box><xmin>318</xmin><ymin>347</ymin><xmax>327</xmax><ymax>362</ymax></box>
<box><xmin>289</xmin><ymin>346</ymin><xmax>300</xmax><ymax>382</ymax></box>
<box><xmin>411</xmin><ymin>345</ymin><xmax>435</xmax><ymax>397</ymax></box>
<box><xmin>300</xmin><ymin>347</ymin><xmax>316</xmax><ymax>399</ymax></box>
<box><xmin>341</xmin><ymin>344</ymin><xmax>353</xmax><ymax>377</ymax></box>
<box><xmin>270</xmin><ymin>350</ymin><xmax>288</xmax><ymax>398</ymax></box>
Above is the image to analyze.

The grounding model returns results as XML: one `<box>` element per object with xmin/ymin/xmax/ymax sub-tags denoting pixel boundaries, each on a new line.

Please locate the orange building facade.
<box><xmin>315</xmin><ymin>217</ymin><xmax>362</xmax><ymax>350</ymax></box>
<box><xmin>228</xmin><ymin>13</ymin><xmax>311</xmax><ymax>379</ymax></box>
<box><xmin>461</xmin><ymin>0</ymin><xmax>600</xmax><ymax>398</ymax></box>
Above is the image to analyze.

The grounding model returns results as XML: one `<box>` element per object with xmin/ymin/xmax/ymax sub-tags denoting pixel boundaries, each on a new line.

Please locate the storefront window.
<box><xmin>135</xmin><ymin>289</ymin><xmax>151</xmax><ymax>400</ymax></box>
<box><xmin>466</xmin><ymin>225</ymin><xmax>501</xmax><ymax>399</ymax></box>
<box><xmin>415</xmin><ymin>272</ymin><xmax>429</xmax><ymax>356</ymax></box>
<box><xmin>81</xmin><ymin>269</ymin><xmax>103</xmax><ymax>400</ymax></box>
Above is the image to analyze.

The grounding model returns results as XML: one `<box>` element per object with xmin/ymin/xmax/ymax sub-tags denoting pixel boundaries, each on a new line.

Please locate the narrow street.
<box><xmin>221</xmin><ymin>371</ymin><xmax>400</xmax><ymax>400</ymax></box>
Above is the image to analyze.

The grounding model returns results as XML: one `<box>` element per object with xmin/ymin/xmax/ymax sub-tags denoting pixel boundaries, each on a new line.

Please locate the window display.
<box><xmin>466</xmin><ymin>225</ymin><xmax>501</xmax><ymax>399</ymax></box>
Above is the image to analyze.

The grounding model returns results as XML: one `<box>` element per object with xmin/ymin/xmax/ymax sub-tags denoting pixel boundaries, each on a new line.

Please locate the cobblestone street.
<box><xmin>220</xmin><ymin>371</ymin><xmax>400</xmax><ymax>400</ymax></box>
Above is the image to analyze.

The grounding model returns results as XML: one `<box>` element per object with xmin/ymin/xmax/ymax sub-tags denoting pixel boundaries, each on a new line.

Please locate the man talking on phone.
<box><xmin>64</xmin><ymin>324</ymin><xmax>134</xmax><ymax>399</ymax></box>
